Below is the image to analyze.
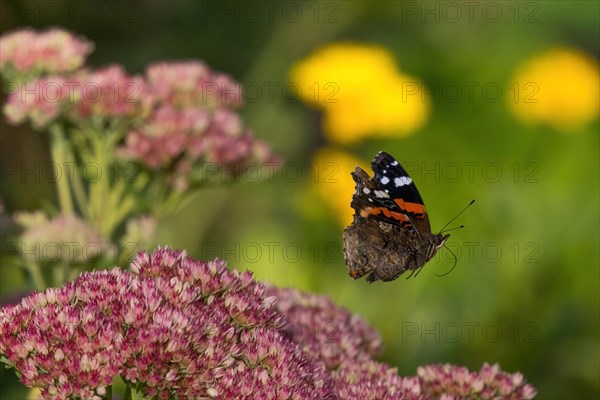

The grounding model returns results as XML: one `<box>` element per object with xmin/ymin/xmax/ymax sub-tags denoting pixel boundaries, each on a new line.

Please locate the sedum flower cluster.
<box><xmin>119</xmin><ymin>61</ymin><xmax>279</xmax><ymax>190</ymax></box>
<box><xmin>1</xmin><ymin>248</ymin><xmax>537</xmax><ymax>399</ymax></box>
<box><xmin>0</xmin><ymin>27</ymin><xmax>280</xmax><ymax>280</ymax></box>
<box><xmin>0</xmin><ymin>28</ymin><xmax>92</xmax><ymax>80</ymax></box>
<box><xmin>1</xmin><ymin>28</ymin><xmax>278</xmax><ymax>191</ymax></box>
<box><xmin>13</xmin><ymin>212</ymin><xmax>111</xmax><ymax>266</ymax></box>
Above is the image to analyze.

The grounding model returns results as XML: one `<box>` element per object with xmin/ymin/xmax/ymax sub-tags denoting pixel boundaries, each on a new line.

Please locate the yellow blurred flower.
<box><xmin>311</xmin><ymin>147</ymin><xmax>367</xmax><ymax>226</ymax></box>
<box><xmin>291</xmin><ymin>43</ymin><xmax>430</xmax><ymax>144</ymax></box>
<box><xmin>508</xmin><ymin>47</ymin><xmax>599</xmax><ymax>131</ymax></box>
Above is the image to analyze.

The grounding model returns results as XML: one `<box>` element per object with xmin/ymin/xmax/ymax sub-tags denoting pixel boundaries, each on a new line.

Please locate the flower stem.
<box><xmin>87</xmin><ymin>128</ymin><xmax>119</xmax><ymax>239</ymax></box>
<box><xmin>23</xmin><ymin>262</ymin><xmax>46</xmax><ymax>291</ymax></box>
<box><xmin>123</xmin><ymin>385</ymin><xmax>132</xmax><ymax>400</ymax></box>
<box><xmin>49</xmin><ymin>124</ymin><xmax>74</xmax><ymax>214</ymax></box>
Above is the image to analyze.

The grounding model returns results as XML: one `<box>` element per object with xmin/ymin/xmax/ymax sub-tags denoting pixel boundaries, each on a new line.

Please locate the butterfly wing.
<box><xmin>343</xmin><ymin>215</ymin><xmax>420</xmax><ymax>282</ymax></box>
<box><xmin>350</xmin><ymin>151</ymin><xmax>432</xmax><ymax>234</ymax></box>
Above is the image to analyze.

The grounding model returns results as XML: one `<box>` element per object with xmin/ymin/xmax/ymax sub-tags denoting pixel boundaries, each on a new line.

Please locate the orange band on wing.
<box><xmin>360</xmin><ymin>207</ymin><xmax>410</xmax><ymax>223</ymax></box>
<box><xmin>394</xmin><ymin>199</ymin><xmax>427</xmax><ymax>218</ymax></box>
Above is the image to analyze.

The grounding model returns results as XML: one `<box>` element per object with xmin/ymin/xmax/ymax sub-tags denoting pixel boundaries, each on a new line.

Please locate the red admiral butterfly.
<box><xmin>343</xmin><ymin>151</ymin><xmax>459</xmax><ymax>283</ymax></box>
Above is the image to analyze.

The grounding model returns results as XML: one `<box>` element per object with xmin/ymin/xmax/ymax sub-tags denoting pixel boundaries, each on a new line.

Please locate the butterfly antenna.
<box><xmin>435</xmin><ymin>244</ymin><xmax>457</xmax><ymax>277</ymax></box>
<box><xmin>439</xmin><ymin>199</ymin><xmax>475</xmax><ymax>234</ymax></box>
<box><xmin>441</xmin><ymin>224</ymin><xmax>465</xmax><ymax>233</ymax></box>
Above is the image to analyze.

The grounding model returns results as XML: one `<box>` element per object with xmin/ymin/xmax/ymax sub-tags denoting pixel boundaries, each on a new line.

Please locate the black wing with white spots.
<box><xmin>372</xmin><ymin>151</ymin><xmax>424</xmax><ymax>205</ymax></box>
<box><xmin>349</xmin><ymin>151</ymin><xmax>432</xmax><ymax>234</ymax></box>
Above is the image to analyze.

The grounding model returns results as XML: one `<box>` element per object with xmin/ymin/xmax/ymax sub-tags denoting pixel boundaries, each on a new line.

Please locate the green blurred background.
<box><xmin>1</xmin><ymin>1</ymin><xmax>598</xmax><ymax>399</ymax></box>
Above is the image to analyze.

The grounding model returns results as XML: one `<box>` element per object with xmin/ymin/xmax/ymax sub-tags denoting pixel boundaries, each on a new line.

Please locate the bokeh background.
<box><xmin>1</xmin><ymin>1</ymin><xmax>598</xmax><ymax>399</ymax></box>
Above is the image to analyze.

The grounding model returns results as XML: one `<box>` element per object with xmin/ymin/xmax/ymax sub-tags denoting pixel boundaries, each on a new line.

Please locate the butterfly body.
<box><xmin>343</xmin><ymin>152</ymin><xmax>449</xmax><ymax>283</ymax></box>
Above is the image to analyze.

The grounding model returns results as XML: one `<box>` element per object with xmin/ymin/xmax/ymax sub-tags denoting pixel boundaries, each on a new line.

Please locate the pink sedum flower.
<box><xmin>120</xmin><ymin>63</ymin><xmax>280</xmax><ymax>189</ymax></box>
<box><xmin>190</xmin><ymin>108</ymin><xmax>274</xmax><ymax>166</ymax></box>
<box><xmin>4</xmin><ymin>66</ymin><xmax>150</xmax><ymax>129</ymax></box>
<box><xmin>68</xmin><ymin>65</ymin><xmax>151</xmax><ymax>121</ymax></box>
<box><xmin>270</xmin><ymin>287</ymin><xmax>537</xmax><ymax>400</ymax></box>
<box><xmin>0</xmin><ymin>248</ymin><xmax>536</xmax><ymax>399</ymax></box>
<box><xmin>0</xmin><ymin>248</ymin><xmax>335</xmax><ymax>399</ymax></box>
<box><xmin>3</xmin><ymin>76</ymin><xmax>76</xmax><ymax>128</ymax></box>
<box><xmin>331</xmin><ymin>354</ymin><xmax>424</xmax><ymax>400</ymax></box>
<box><xmin>0</xmin><ymin>269</ymin><xmax>135</xmax><ymax>399</ymax></box>
<box><xmin>127</xmin><ymin>248</ymin><xmax>335</xmax><ymax>399</ymax></box>
<box><xmin>119</xmin><ymin>105</ymin><xmax>210</xmax><ymax>169</ymax></box>
<box><xmin>418</xmin><ymin>363</ymin><xmax>537</xmax><ymax>399</ymax></box>
<box><xmin>0</xmin><ymin>28</ymin><xmax>93</xmax><ymax>78</ymax></box>
<box><xmin>14</xmin><ymin>212</ymin><xmax>111</xmax><ymax>265</ymax></box>
<box><xmin>146</xmin><ymin>61</ymin><xmax>242</xmax><ymax>108</ymax></box>
<box><xmin>269</xmin><ymin>286</ymin><xmax>382</xmax><ymax>369</ymax></box>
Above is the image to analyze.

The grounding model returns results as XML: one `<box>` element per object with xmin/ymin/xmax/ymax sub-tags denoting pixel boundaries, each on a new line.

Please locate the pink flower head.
<box><xmin>0</xmin><ymin>269</ymin><xmax>136</xmax><ymax>399</ymax></box>
<box><xmin>14</xmin><ymin>212</ymin><xmax>111</xmax><ymax>266</ymax></box>
<box><xmin>119</xmin><ymin>105</ymin><xmax>210</xmax><ymax>169</ymax></box>
<box><xmin>146</xmin><ymin>61</ymin><xmax>242</xmax><ymax>108</ymax></box>
<box><xmin>191</xmin><ymin>109</ymin><xmax>282</xmax><ymax>170</ymax></box>
<box><xmin>209</xmin><ymin>72</ymin><xmax>243</xmax><ymax>107</ymax></box>
<box><xmin>120</xmin><ymin>106</ymin><xmax>280</xmax><ymax>189</ymax></box>
<box><xmin>269</xmin><ymin>287</ymin><xmax>537</xmax><ymax>399</ymax></box>
<box><xmin>124</xmin><ymin>248</ymin><xmax>334</xmax><ymax>399</ymax></box>
<box><xmin>68</xmin><ymin>65</ymin><xmax>151</xmax><ymax>121</ymax></box>
<box><xmin>3</xmin><ymin>76</ymin><xmax>76</xmax><ymax>129</ymax></box>
<box><xmin>146</xmin><ymin>61</ymin><xmax>209</xmax><ymax>103</ymax></box>
<box><xmin>212</xmin><ymin>328</ymin><xmax>334</xmax><ymax>399</ymax></box>
<box><xmin>0</xmin><ymin>28</ymin><xmax>93</xmax><ymax>77</ymax></box>
<box><xmin>418</xmin><ymin>363</ymin><xmax>537</xmax><ymax>399</ymax></box>
<box><xmin>115</xmin><ymin>60</ymin><xmax>279</xmax><ymax>188</ymax></box>
<box><xmin>3</xmin><ymin>64</ymin><xmax>152</xmax><ymax>128</ymax></box>
<box><xmin>0</xmin><ymin>248</ymin><xmax>537</xmax><ymax>399</ymax></box>
<box><xmin>269</xmin><ymin>287</ymin><xmax>382</xmax><ymax>369</ymax></box>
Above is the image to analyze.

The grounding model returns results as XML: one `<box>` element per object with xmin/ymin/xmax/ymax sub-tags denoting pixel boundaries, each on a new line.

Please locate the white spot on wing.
<box><xmin>362</xmin><ymin>188</ymin><xmax>371</xmax><ymax>194</ymax></box>
<box><xmin>391</xmin><ymin>160</ymin><xmax>398</xmax><ymax>166</ymax></box>
<box><xmin>380</xmin><ymin>176</ymin><xmax>390</xmax><ymax>185</ymax></box>
<box><xmin>394</xmin><ymin>176</ymin><xmax>412</xmax><ymax>187</ymax></box>
<box><xmin>374</xmin><ymin>190</ymin><xmax>390</xmax><ymax>198</ymax></box>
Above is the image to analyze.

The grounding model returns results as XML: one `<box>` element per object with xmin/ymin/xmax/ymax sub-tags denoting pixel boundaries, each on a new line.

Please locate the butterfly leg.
<box><xmin>412</xmin><ymin>264</ymin><xmax>426</xmax><ymax>278</ymax></box>
<box><xmin>404</xmin><ymin>252</ymin><xmax>420</xmax><ymax>279</ymax></box>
